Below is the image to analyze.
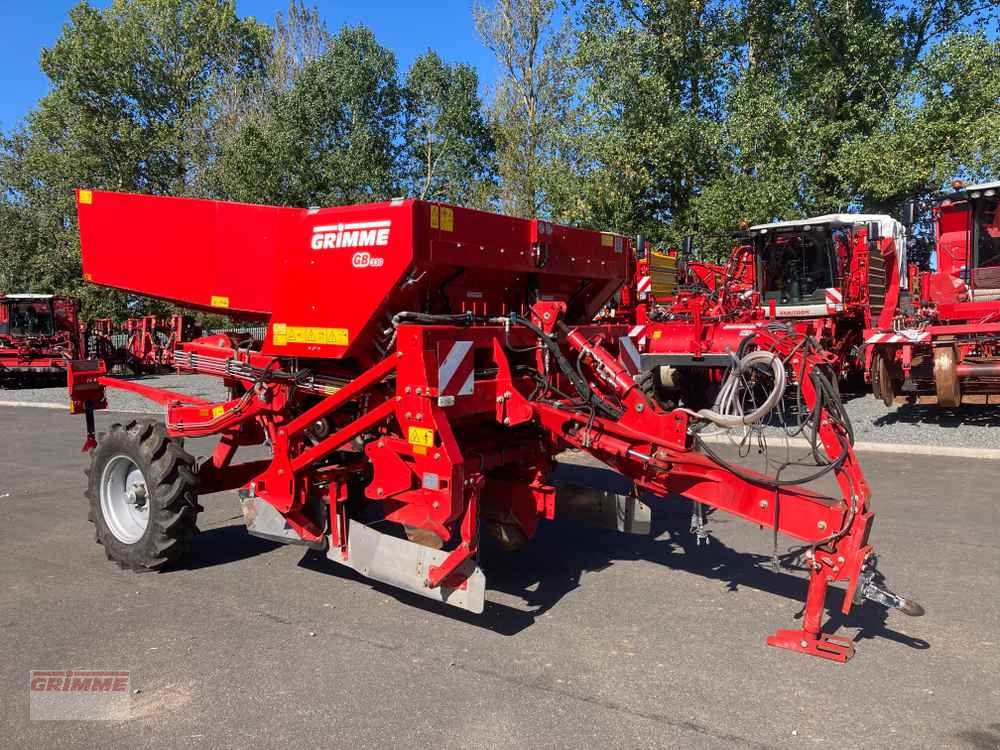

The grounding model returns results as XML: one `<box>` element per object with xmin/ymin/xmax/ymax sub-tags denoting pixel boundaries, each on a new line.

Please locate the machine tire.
<box><xmin>637</xmin><ymin>368</ymin><xmax>678</xmax><ymax>411</ymax></box>
<box><xmin>871</xmin><ymin>352</ymin><xmax>894</xmax><ymax>407</ymax></box>
<box><xmin>933</xmin><ymin>345</ymin><xmax>961</xmax><ymax>408</ymax></box>
<box><xmin>86</xmin><ymin>420</ymin><xmax>200</xmax><ymax>570</ymax></box>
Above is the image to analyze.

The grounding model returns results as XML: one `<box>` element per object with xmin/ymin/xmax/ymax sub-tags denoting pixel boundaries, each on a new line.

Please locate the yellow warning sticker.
<box><xmin>430</xmin><ymin>204</ymin><xmax>440</xmax><ymax>229</ymax></box>
<box><xmin>78</xmin><ymin>189</ymin><xmax>93</xmax><ymax>205</ymax></box>
<box><xmin>271</xmin><ymin>323</ymin><xmax>348</xmax><ymax>347</ymax></box>
<box><xmin>210</xmin><ymin>295</ymin><xmax>230</xmax><ymax>309</ymax></box>
<box><xmin>601</xmin><ymin>233</ymin><xmax>614</xmax><ymax>247</ymax></box>
<box><xmin>440</xmin><ymin>206</ymin><xmax>454</xmax><ymax>232</ymax></box>
<box><xmin>407</xmin><ymin>426</ymin><xmax>435</xmax><ymax>448</ymax></box>
<box><xmin>212</xmin><ymin>405</ymin><xmax>225</xmax><ymax>419</ymax></box>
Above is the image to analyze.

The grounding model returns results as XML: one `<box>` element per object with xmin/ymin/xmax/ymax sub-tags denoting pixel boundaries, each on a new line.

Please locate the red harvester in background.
<box><xmin>87</xmin><ymin>317</ymin><xmax>119</xmax><ymax>368</ymax></box>
<box><xmin>629</xmin><ymin>215</ymin><xmax>906</xmax><ymax>410</ymax></box>
<box><xmin>88</xmin><ymin>314</ymin><xmax>202</xmax><ymax>374</ymax></box>
<box><xmin>64</xmin><ymin>189</ymin><xmax>921</xmax><ymax>663</ymax></box>
<box><xmin>865</xmin><ymin>181</ymin><xmax>1000</xmax><ymax>406</ymax></box>
<box><xmin>0</xmin><ymin>293</ymin><xmax>85</xmax><ymax>387</ymax></box>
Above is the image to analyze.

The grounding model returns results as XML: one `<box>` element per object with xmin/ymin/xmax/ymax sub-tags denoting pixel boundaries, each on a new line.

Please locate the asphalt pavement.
<box><xmin>1</xmin><ymin>406</ymin><xmax>998</xmax><ymax>749</ymax></box>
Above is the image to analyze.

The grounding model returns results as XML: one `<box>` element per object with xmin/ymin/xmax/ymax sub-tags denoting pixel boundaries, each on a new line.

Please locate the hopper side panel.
<box><xmin>76</xmin><ymin>189</ymin><xmax>294</xmax><ymax>318</ymax></box>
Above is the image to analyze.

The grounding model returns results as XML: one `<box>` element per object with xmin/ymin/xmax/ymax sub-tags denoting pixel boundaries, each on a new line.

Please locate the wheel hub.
<box><xmin>100</xmin><ymin>455</ymin><xmax>150</xmax><ymax>544</ymax></box>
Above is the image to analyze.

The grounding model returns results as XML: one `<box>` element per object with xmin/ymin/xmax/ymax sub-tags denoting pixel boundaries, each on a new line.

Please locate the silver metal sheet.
<box><xmin>328</xmin><ymin>523</ymin><xmax>486</xmax><ymax>614</ymax></box>
<box><xmin>241</xmin><ymin>494</ymin><xmax>324</xmax><ymax>548</ymax></box>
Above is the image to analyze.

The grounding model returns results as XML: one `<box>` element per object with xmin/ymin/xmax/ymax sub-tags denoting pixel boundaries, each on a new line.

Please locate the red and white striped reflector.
<box><xmin>628</xmin><ymin>324</ymin><xmax>647</xmax><ymax>349</ymax></box>
<box><xmin>824</xmin><ymin>287</ymin><xmax>844</xmax><ymax>313</ymax></box>
<box><xmin>437</xmin><ymin>340</ymin><xmax>475</xmax><ymax>396</ymax></box>
<box><xmin>865</xmin><ymin>331</ymin><xmax>931</xmax><ymax>345</ymax></box>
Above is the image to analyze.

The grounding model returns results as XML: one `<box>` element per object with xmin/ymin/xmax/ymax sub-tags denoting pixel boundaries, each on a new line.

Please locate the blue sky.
<box><xmin>0</xmin><ymin>0</ymin><xmax>496</xmax><ymax>132</ymax></box>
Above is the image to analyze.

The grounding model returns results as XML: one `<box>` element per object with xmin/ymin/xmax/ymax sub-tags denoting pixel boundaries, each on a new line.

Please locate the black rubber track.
<box><xmin>86</xmin><ymin>420</ymin><xmax>200</xmax><ymax>570</ymax></box>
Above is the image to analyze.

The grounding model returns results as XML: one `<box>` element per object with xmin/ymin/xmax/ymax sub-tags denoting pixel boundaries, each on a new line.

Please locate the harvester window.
<box><xmin>7</xmin><ymin>302</ymin><xmax>55</xmax><ymax>337</ymax></box>
<box><xmin>758</xmin><ymin>231</ymin><xmax>836</xmax><ymax>305</ymax></box>
<box><xmin>973</xmin><ymin>197</ymin><xmax>1000</xmax><ymax>270</ymax></box>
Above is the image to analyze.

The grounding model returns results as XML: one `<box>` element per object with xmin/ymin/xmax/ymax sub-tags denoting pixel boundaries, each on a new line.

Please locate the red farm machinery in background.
<box><xmin>64</xmin><ymin>189</ymin><xmax>922</xmax><ymax>663</ymax></box>
<box><xmin>88</xmin><ymin>314</ymin><xmax>201</xmax><ymax>374</ymax></box>
<box><xmin>627</xmin><ymin>215</ymin><xmax>905</xmax><ymax>411</ymax></box>
<box><xmin>865</xmin><ymin>181</ymin><xmax>1000</xmax><ymax>406</ymax></box>
<box><xmin>0</xmin><ymin>293</ymin><xmax>85</xmax><ymax>387</ymax></box>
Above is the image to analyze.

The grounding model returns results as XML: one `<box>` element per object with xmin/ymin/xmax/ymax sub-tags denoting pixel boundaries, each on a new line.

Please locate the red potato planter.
<box><xmin>65</xmin><ymin>189</ymin><xmax>921</xmax><ymax>663</ymax></box>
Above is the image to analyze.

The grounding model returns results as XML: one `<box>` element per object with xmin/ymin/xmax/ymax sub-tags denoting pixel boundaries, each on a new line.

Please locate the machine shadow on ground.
<box><xmin>955</xmin><ymin>722</ymin><xmax>1000</xmax><ymax>750</ymax></box>
<box><xmin>182</xmin><ymin>519</ymin><xmax>283</xmax><ymax>570</ymax></box>
<box><xmin>873</xmin><ymin>402</ymin><xmax>1000</xmax><ymax>429</ymax></box>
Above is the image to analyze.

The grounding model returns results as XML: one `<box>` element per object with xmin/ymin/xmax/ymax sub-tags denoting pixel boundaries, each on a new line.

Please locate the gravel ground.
<box><xmin>2</xmin><ymin>372</ymin><xmax>998</xmax><ymax>450</ymax></box>
<box><xmin>839</xmin><ymin>392</ymin><xmax>1000</xmax><ymax>449</ymax></box>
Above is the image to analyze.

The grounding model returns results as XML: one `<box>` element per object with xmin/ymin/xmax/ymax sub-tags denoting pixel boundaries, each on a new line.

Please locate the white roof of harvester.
<box><xmin>751</xmin><ymin>213</ymin><xmax>903</xmax><ymax>236</ymax></box>
<box><xmin>2</xmin><ymin>293</ymin><xmax>54</xmax><ymax>299</ymax></box>
<box><xmin>961</xmin><ymin>181</ymin><xmax>1000</xmax><ymax>192</ymax></box>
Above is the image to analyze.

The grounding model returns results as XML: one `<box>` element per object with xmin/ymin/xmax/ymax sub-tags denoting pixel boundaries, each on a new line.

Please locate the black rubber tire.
<box><xmin>86</xmin><ymin>420</ymin><xmax>200</xmax><ymax>570</ymax></box>
<box><xmin>637</xmin><ymin>368</ymin><xmax>678</xmax><ymax>411</ymax></box>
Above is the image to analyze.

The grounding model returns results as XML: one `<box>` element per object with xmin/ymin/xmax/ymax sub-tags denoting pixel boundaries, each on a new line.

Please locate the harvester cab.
<box><xmin>2</xmin><ymin>295</ymin><xmax>57</xmax><ymax>338</ymax></box>
<box><xmin>930</xmin><ymin>181</ymin><xmax>1000</xmax><ymax>304</ymax></box>
<box><xmin>746</xmin><ymin>215</ymin><xmax>906</xmax><ymax>328</ymax></box>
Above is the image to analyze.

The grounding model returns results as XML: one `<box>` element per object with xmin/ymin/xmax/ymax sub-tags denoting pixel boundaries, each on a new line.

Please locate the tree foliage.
<box><xmin>211</xmin><ymin>24</ymin><xmax>402</xmax><ymax>206</ymax></box>
<box><xmin>567</xmin><ymin>0</ymin><xmax>1000</xmax><ymax>249</ymax></box>
<box><xmin>402</xmin><ymin>51</ymin><xmax>495</xmax><ymax>206</ymax></box>
<box><xmin>2</xmin><ymin>0</ymin><xmax>998</xmax><ymax>313</ymax></box>
<box><xmin>0</xmin><ymin>0</ymin><xmax>268</xmax><ymax>316</ymax></box>
<box><xmin>475</xmin><ymin>0</ymin><xmax>576</xmax><ymax>217</ymax></box>
<box><xmin>567</xmin><ymin>0</ymin><xmax>735</xmax><ymax>241</ymax></box>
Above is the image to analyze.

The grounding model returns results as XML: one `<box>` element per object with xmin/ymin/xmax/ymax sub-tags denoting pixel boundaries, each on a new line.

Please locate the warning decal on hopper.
<box><xmin>272</xmin><ymin>323</ymin><xmax>349</xmax><ymax>347</ymax></box>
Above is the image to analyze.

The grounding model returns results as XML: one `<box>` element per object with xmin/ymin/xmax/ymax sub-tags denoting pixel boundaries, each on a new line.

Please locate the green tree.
<box><xmin>848</xmin><ymin>32</ymin><xmax>1000</xmax><ymax>207</ymax></box>
<box><xmin>698</xmin><ymin>0</ymin><xmax>1000</xmax><ymax>235</ymax></box>
<box><xmin>196</xmin><ymin>0</ymin><xmax>330</xmax><ymax>198</ymax></box>
<box><xmin>402</xmin><ymin>51</ymin><xmax>495</xmax><ymax>206</ymax></box>
<box><xmin>0</xmin><ymin>0</ymin><xmax>268</xmax><ymax>316</ymax></box>
<box><xmin>567</xmin><ymin>0</ymin><xmax>1000</xmax><ymax>247</ymax></box>
<box><xmin>475</xmin><ymin>0</ymin><xmax>576</xmax><ymax>217</ymax></box>
<box><xmin>212</xmin><ymin>24</ymin><xmax>402</xmax><ymax>207</ymax></box>
<box><xmin>570</xmin><ymin>0</ymin><xmax>736</xmax><ymax>243</ymax></box>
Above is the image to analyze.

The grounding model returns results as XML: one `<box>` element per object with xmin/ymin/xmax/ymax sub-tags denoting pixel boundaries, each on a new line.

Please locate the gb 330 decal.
<box><xmin>351</xmin><ymin>252</ymin><xmax>384</xmax><ymax>268</ymax></box>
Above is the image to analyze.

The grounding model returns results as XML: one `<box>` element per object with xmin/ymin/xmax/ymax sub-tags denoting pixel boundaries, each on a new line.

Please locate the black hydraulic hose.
<box><xmin>693</xmin><ymin>428</ymin><xmax>850</xmax><ymax>489</ymax></box>
<box><xmin>510</xmin><ymin>314</ymin><xmax>622</xmax><ymax>420</ymax></box>
<box><xmin>810</xmin><ymin>366</ymin><xmax>854</xmax><ymax>445</ymax></box>
<box><xmin>392</xmin><ymin>311</ymin><xmax>484</xmax><ymax>327</ymax></box>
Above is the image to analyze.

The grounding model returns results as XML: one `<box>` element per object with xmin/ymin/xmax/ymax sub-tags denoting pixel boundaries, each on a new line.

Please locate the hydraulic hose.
<box><xmin>682</xmin><ymin>349</ymin><xmax>786</xmax><ymax>428</ymax></box>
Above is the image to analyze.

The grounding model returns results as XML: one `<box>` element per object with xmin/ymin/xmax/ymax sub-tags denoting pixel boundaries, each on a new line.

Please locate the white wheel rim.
<box><xmin>100</xmin><ymin>454</ymin><xmax>150</xmax><ymax>544</ymax></box>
